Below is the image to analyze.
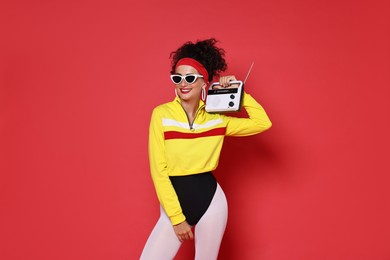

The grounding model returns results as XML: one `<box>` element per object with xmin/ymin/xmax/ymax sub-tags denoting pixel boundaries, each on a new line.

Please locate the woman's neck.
<box><xmin>180</xmin><ymin>99</ymin><xmax>200</xmax><ymax>121</ymax></box>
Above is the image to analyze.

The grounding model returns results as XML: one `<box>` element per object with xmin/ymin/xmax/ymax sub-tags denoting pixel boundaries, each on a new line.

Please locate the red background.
<box><xmin>1</xmin><ymin>0</ymin><xmax>389</xmax><ymax>259</ymax></box>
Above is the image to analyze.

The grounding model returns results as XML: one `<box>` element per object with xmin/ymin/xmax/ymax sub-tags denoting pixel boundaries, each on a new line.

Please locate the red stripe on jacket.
<box><xmin>164</xmin><ymin>127</ymin><xmax>226</xmax><ymax>140</ymax></box>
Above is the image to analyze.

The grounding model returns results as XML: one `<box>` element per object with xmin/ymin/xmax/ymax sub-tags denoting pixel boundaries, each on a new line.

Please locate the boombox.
<box><xmin>205</xmin><ymin>80</ymin><xmax>244</xmax><ymax>113</ymax></box>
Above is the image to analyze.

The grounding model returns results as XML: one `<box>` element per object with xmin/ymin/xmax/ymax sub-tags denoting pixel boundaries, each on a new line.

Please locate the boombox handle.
<box><xmin>209</xmin><ymin>80</ymin><xmax>243</xmax><ymax>90</ymax></box>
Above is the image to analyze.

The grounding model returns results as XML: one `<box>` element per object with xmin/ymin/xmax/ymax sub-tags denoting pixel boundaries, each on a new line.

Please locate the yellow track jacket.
<box><xmin>148</xmin><ymin>92</ymin><xmax>272</xmax><ymax>225</ymax></box>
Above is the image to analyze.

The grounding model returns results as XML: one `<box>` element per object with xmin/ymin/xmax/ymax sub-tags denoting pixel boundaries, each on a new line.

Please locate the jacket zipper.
<box><xmin>177</xmin><ymin>101</ymin><xmax>204</xmax><ymax>130</ymax></box>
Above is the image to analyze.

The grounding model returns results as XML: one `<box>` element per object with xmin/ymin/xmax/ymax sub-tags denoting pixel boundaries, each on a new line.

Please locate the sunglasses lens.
<box><xmin>185</xmin><ymin>75</ymin><xmax>196</xmax><ymax>84</ymax></box>
<box><xmin>171</xmin><ymin>75</ymin><xmax>182</xmax><ymax>84</ymax></box>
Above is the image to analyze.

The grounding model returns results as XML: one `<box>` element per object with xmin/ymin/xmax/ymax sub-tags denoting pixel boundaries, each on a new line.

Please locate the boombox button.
<box><xmin>230</xmin><ymin>94</ymin><xmax>235</xmax><ymax>99</ymax></box>
<box><xmin>229</xmin><ymin>101</ymin><xmax>234</xmax><ymax>107</ymax></box>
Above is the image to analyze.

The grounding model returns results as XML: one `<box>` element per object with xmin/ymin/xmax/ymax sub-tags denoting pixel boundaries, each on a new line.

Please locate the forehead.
<box><xmin>175</xmin><ymin>65</ymin><xmax>199</xmax><ymax>75</ymax></box>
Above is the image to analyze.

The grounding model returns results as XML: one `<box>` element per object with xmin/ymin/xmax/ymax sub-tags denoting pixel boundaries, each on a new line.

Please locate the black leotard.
<box><xmin>169</xmin><ymin>172</ymin><xmax>217</xmax><ymax>226</ymax></box>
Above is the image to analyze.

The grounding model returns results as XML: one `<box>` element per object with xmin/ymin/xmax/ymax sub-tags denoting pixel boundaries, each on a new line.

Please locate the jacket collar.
<box><xmin>174</xmin><ymin>97</ymin><xmax>205</xmax><ymax>109</ymax></box>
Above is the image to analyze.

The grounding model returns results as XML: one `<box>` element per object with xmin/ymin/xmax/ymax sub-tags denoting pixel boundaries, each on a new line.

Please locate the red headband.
<box><xmin>175</xmin><ymin>58</ymin><xmax>209</xmax><ymax>84</ymax></box>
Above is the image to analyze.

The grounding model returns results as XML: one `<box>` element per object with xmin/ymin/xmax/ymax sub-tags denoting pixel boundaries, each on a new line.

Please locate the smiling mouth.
<box><xmin>180</xmin><ymin>88</ymin><xmax>191</xmax><ymax>94</ymax></box>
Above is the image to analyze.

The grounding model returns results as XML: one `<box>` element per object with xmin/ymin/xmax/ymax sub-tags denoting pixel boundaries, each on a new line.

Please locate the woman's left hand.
<box><xmin>219</xmin><ymin>75</ymin><xmax>238</xmax><ymax>88</ymax></box>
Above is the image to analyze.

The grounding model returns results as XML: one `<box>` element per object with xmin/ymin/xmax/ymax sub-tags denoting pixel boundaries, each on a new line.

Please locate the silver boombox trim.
<box><xmin>205</xmin><ymin>80</ymin><xmax>244</xmax><ymax>113</ymax></box>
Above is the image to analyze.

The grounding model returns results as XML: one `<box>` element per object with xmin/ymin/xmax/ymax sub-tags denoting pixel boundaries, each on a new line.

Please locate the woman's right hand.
<box><xmin>173</xmin><ymin>220</ymin><xmax>193</xmax><ymax>242</ymax></box>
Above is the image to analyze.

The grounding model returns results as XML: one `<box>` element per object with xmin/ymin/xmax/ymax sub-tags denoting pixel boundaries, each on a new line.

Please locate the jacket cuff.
<box><xmin>170</xmin><ymin>214</ymin><xmax>186</xmax><ymax>225</ymax></box>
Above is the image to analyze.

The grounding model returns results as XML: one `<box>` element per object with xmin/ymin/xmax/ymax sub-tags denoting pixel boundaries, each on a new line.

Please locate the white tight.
<box><xmin>140</xmin><ymin>184</ymin><xmax>228</xmax><ymax>260</ymax></box>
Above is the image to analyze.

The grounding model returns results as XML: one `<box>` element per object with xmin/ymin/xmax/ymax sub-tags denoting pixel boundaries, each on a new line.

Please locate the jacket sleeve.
<box><xmin>224</xmin><ymin>92</ymin><xmax>272</xmax><ymax>136</ymax></box>
<box><xmin>148</xmin><ymin>108</ymin><xmax>186</xmax><ymax>225</ymax></box>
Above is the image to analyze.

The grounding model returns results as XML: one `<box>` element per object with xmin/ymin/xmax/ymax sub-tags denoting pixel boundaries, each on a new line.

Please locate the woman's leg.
<box><xmin>194</xmin><ymin>184</ymin><xmax>228</xmax><ymax>260</ymax></box>
<box><xmin>140</xmin><ymin>206</ymin><xmax>182</xmax><ymax>260</ymax></box>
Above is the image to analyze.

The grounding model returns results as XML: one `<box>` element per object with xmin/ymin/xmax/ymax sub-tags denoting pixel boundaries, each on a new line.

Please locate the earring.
<box><xmin>201</xmin><ymin>88</ymin><xmax>206</xmax><ymax>101</ymax></box>
<box><xmin>175</xmin><ymin>88</ymin><xmax>178</xmax><ymax>97</ymax></box>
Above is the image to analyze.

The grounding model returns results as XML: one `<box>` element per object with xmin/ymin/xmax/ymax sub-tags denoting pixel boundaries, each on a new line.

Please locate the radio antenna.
<box><xmin>244</xmin><ymin>62</ymin><xmax>255</xmax><ymax>84</ymax></box>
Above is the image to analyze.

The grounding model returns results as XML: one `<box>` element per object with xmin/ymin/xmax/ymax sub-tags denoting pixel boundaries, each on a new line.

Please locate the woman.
<box><xmin>140</xmin><ymin>38</ymin><xmax>272</xmax><ymax>259</ymax></box>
